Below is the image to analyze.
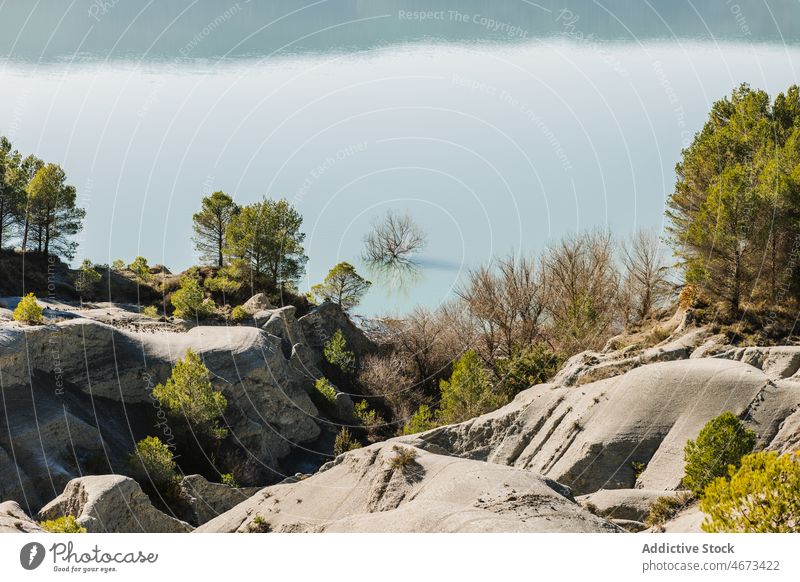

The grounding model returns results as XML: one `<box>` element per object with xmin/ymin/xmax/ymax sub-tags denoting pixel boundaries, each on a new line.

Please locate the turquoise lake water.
<box><xmin>1</xmin><ymin>0</ymin><xmax>799</xmax><ymax>315</ymax></box>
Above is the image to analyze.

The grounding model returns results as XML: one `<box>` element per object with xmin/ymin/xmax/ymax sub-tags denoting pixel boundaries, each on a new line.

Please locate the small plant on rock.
<box><xmin>13</xmin><ymin>293</ymin><xmax>43</xmax><ymax>325</ymax></box>
<box><xmin>39</xmin><ymin>515</ymin><xmax>87</xmax><ymax>533</ymax></box>
<box><xmin>333</xmin><ymin>427</ymin><xmax>361</xmax><ymax>456</ymax></box>
<box><xmin>128</xmin><ymin>436</ymin><xmax>179</xmax><ymax>489</ymax></box>
<box><xmin>231</xmin><ymin>305</ymin><xmax>248</xmax><ymax>322</ymax></box>
<box><xmin>220</xmin><ymin>473</ymin><xmax>240</xmax><ymax>488</ymax></box>
<box><xmin>248</xmin><ymin>515</ymin><xmax>271</xmax><ymax>533</ymax></box>
<box><xmin>142</xmin><ymin>305</ymin><xmax>159</xmax><ymax>318</ymax></box>
<box><xmin>644</xmin><ymin>492</ymin><xmax>692</xmax><ymax>531</ymax></box>
<box><xmin>323</xmin><ymin>329</ymin><xmax>356</xmax><ymax>374</ymax></box>
<box><xmin>388</xmin><ymin>445</ymin><xmax>418</xmax><ymax>471</ymax></box>
<box><xmin>315</xmin><ymin>377</ymin><xmax>338</xmax><ymax>405</ymax></box>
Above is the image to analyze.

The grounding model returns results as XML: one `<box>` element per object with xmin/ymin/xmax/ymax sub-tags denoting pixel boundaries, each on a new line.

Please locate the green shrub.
<box><xmin>112</xmin><ymin>259</ymin><xmax>126</xmax><ymax>271</ymax></box>
<box><xmin>682</xmin><ymin>412</ymin><xmax>756</xmax><ymax>496</ymax></box>
<box><xmin>231</xmin><ymin>305</ymin><xmax>249</xmax><ymax>322</ymax></box>
<box><xmin>402</xmin><ymin>404</ymin><xmax>438</xmax><ymax>435</ymax></box>
<box><xmin>631</xmin><ymin>461</ymin><xmax>647</xmax><ymax>479</ymax></box>
<box><xmin>354</xmin><ymin>400</ymin><xmax>382</xmax><ymax>432</ymax></box>
<box><xmin>437</xmin><ymin>351</ymin><xmax>505</xmax><ymax>425</ymax></box>
<box><xmin>221</xmin><ymin>473</ymin><xmax>240</xmax><ymax>488</ymax></box>
<box><xmin>142</xmin><ymin>305</ymin><xmax>159</xmax><ymax>318</ymax></box>
<box><xmin>700</xmin><ymin>451</ymin><xmax>800</xmax><ymax>532</ymax></box>
<box><xmin>128</xmin><ymin>436</ymin><xmax>179</xmax><ymax>488</ymax></box>
<box><xmin>152</xmin><ymin>349</ymin><xmax>228</xmax><ymax>440</ymax></box>
<box><xmin>39</xmin><ymin>515</ymin><xmax>87</xmax><ymax>533</ymax></box>
<box><xmin>75</xmin><ymin>259</ymin><xmax>102</xmax><ymax>296</ymax></box>
<box><xmin>13</xmin><ymin>293</ymin><xmax>43</xmax><ymax>325</ymax></box>
<box><xmin>496</xmin><ymin>343</ymin><xmax>561</xmax><ymax>397</ymax></box>
<box><xmin>248</xmin><ymin>515</ymin><xmax>271</xmax><ymax>533</ymax></box>
<box><xmin>323</xmin><ymin>329</ymin><xmax>356</xmax><ymax>374</ymax></box>
<box><xmin>171</xmin><ymin>273</ymin><xmax>215</xmax><ymax>320</ymax></box>
<box><xmin>644</xmin><ymin>492</ymin><xmax>692</xmax><ymax>530</ymax></box>
<box><xmin>388</xmin><ymin>445</ymin><xmax>418</xmax><ymax>471</ymax></box>
<box><xmin>315</xmin><ymin>377</ymin><xmax>338</xmax><ymax>405</ymax></box>
<box><xmin>128</xmin><ymin>256</ymin><xmax>151</xmax><ymax>283</ymax></box>
<box><xmin>333</xmin><ymin>427</ymin><xmax>361</xmax><ymax>456</ymax></box>
<box><xmin>204</xmin><ymin>274</ymin><xmax>241</xmax><ymax>295</ymax></box>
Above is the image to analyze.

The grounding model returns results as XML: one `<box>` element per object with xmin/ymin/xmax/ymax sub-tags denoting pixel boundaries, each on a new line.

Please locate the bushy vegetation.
<box><xmin>12</xmin><ymin>293</ymin><xmax>43</xmax><ymax>325</ymax></box>
<box><xmin>682</xmin><ymin>412</ymin><xmax>756</xmax><ymax>496</ymax></box>
<box><xmin>311</xmin><ymin>262</ymin><xmax>372</xmax><ymax>311</ymax></box>
<box><xmin>402</xmin><ymin>404</ymin><xmax>437</xmax><ymax>435</ymax></box>
<box><xmin>220</xmin><ymin>473</ymin><xmax>240</xmax><ymax>488</ymax></box>
<box><xmin>315</xmin><ymin>377</ymin><xmax>338</xmax><ymax>405</ymax></box>
<box><xmin>388</xmin><ymin>445</ymin><xmax>418</xmax><ymax>472</ymax></box>
<box><xmin>142</xmin><ymin>305</ymin><xmax>159</xmax><ymax>318</ymax></box>
<box><xmin>495</xmin><ymin>343</ymin><xmax>561</xmax><ymax>398</ymax></box>
<box><xmin>323</xmin><ymin>329</ymin><xmax>356</xmax><ymax>374</ymax></box>
<box><xmin>700</xmin><ymin>451</ymin><xmax>800</xmax><ymax>532</ymax></box>
<box><xmin>171</xmin><ymin>272</ymin><xmax>215</xmax><ymax>320</ymax></box>
<box><xmin>128</xmin><ymin>436</ymin><xmax>179</xmax><ymax>488</ymax></box>
<box><xmin>39</xmin><ymin>515</ymin><xmax>87</xmax><ymax>533</ymax></box>
<box><xmin>644</xmin><ymin>492</ymin><xmax>693</xmax><ymax>530</ymax></box>
<box><xmin>231</xmin><ymin>304</ymin><xmax>248</xmax><ymax>322</ymax></box>
<box><xmin>248</xmin><ymin>515</ymin><xmax>271</xmax><ymax>533</ymax></box>
<box><xmin>128</xmin><ymin>256</ymin><xmax>151</xmax><ymax>283</ymax></box>
<box><xmin>152</xmin><ymin>349</ymin><xmax>228</xmax><ymax>440</ymax></box>
<box><xmin>74</xmin><ymin>258</ymin><xmax>102</xmax><ymax>297</ymax></box>
<box><xmin>333</xmin><ymin>427</ymin><xmax>361</xmax><ymax>456</ymax></box>
<box><xmin>438</xmin><ymin>351</ymin><xmax>505</xmax><ymax>425</ymax></box>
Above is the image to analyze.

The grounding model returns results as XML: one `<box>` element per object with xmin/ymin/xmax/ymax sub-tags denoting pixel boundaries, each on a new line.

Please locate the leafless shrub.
<box><xmin>619</xmin><ymin>229</ymin><xmax>674</xmax><ymax>324</ymax></box>
<box><xmin>362</xmin><ymin>211</ymin><xmax>427</xmax><ymax>287</ymax></box>
<box><xmin>542</xmin><ymin>230</ymin><xmax>620</xmax><ymax>353</ymax></box>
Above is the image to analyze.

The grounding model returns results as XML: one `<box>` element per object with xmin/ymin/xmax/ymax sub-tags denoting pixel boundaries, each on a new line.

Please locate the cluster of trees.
<box><xmin>668</xmin><ymin>84</ymin><xmax>800</xmax><ymax>315</ymax></box>
<box><xmin>191</xmin><ymin>191</ymin><xmax>307</xmax><ymax>291</ymax></box>
<box><xmin>0</xmin><ymin>136</ymin><xmax>84</xmax><ymax>259</ymax></box>
<box><xmin>355</xmin><ymin>227</ymin><xmax>674</xmax><ymax>433</ymax></box>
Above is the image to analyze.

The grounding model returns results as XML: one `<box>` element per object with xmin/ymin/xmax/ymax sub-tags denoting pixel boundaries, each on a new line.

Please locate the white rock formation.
<box><xmin>197</xmin><ymin>442</ymin><xmax>619</xmax><ymax>533</ymax></box>
<box><xmin>37</xmin><ymin>475</ymin><xmax>192</xmax><ymax>533</ymax></box>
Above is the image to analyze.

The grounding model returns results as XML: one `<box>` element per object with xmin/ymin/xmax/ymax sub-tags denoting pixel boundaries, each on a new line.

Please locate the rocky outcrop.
<box><xmin>578</xmin><ymin>489</ymin><xmax>684</xmax><ymax>522</ymax></box>
<box><xmin>179</xmin><ymin>475</ymin><xmax>260</xmax><ymax>526</ymax></box>
<box><xmin>241</xmin><ymin>293</ymin><xmax>272</xmax><ymax>314</ymax></box>
<box><xmin>0</xmin><ymin>297</ymin><xmax>377</xmax><ymax>512</ymax></box>
<box><xmin>403</xmin><ymin>359</ymin><xmax>774</xmax><ymax>495</ymax></box>
<box><xmin>0</xmin><ymin>501</ymin><xmax>43</xmax><ymax>533</ymax></box>
<box><xmin>298</xmin><ymin>301</ymin><xmax>377</xmax><ymax>359</ymax></box>
<box><xmin>37</xmin><ymin>475</ymin><xmax>192</xmax><ymax>533</ymax></box>
<box><xmin>197</xmin><ymin>442</ymin><xmax>620</xmax><ymax>533</ymax></box>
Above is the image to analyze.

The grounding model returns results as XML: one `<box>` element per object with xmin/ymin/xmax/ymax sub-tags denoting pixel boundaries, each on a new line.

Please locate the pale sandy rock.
<box><xmin>404</xmin><ymin>359</ymin><xmax>770</xmax><ymax>495</ymax></box>
<box><xmin>180</xmin><ymin>475</ymin><xmax>261</xmax><ymax>525</ymax></box>
<box><xmin>242</xmin><ymin>293</ymin><xmax>272</xmax><ymax>314</ymax></box>
<box><xmin>37</xmin><ymin>475</ymin><xmax>192</xmax><ymax>533</ymax></box>
<box><xmin>578</xmin><ymin>489</ymin><xmax>685</xmax><ymax>522</ymax></box>
<box><xmin>767</xmin><ymin>404</ymin><xmax>800</xmax><ymax>453</ymax></box>
<box><xmin>661</xmin><ymin>503</ymin><xmax>705</xmax><ymax>533</ymax></box>
<box><xmin>298</xmin><ymin>301</ymin><xmax>376</xmax><ymax>359</ymax></box>
<box><xmin>196</xmin><ymin>443</ymin><xmax>620</xmax><ymax>533</ymax></box>
<box><xmin>0</xmin><ymin>501</ymin><xmax>43</xmax><ymax>533</ymax></box>
<box><xmin>714</xmin><ymin>346</ymin><xmax>800</xmax><ymax>380</ymax></box>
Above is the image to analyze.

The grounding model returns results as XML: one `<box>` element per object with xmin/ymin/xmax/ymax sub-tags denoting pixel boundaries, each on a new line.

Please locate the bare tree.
<box><xmin>619</xmin><ymin>229</ymin><xmax>673</xmax><ymax>324</ymax></box>
<box><xmin>362</xmin><ymin>211</ymin><xmax>427</xmax><ymax>285</ymax></box>
<box><xmin>456</xmin><ymin>254</ymin><xmax>547</xmax><ymax>363</ymax></box>
<box><xmin>542</xmin><ymin>231</ymin><xmax>620</xmax><ymax>353</ymax></box>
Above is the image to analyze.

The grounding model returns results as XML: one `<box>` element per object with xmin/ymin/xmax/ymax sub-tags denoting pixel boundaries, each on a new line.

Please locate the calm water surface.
<box><xmin>1</xmin><ymin>0</ymin><xmax>799</xmax><ymax>315</ymax></box>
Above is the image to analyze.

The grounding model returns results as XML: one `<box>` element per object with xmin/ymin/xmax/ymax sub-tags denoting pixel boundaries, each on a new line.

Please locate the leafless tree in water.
<box><xmin>362</xmin><ymin>211</ymin><xmax>427</xmax><ymax>288</ymax></box>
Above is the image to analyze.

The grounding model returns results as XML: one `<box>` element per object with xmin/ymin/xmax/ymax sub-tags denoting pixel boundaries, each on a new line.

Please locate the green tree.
<box><xmin>311</xmin><ymin>262</ymin><xmax>372</xmax><ymax>311</ymax></box>
<box><xmin>192</xmin><ymin>191</ymin><xmax>239</xmax><ymax>267</ymax></box>
<box><xmin>13</xmin><ymin>293</ymin><xmax>43</xmax><ymax>325</ymax></box>
<box><xmin>402</xmin><ymin>404</ymin><xmax>437</xmax><ymax>435</ymax></box>
<box><xmin>437</xmin><ymin>351</ymin><xmax>505</xmax><ymax>424</ymax></box>
<box><xmin>128</xmin><ymin>256</ymin><xmax>151</xmax><ymax>283</ymax></box>
<box><xmin>701</xmin><ymin>451</ymin><xmax>800</xmax><ymax>532</ymax></box>
<box><xmin>666</xmin><ymin>84</ymin><xmax>799</xmax><ymax>313</ymax></box>
<box><xmin>74</xmin><ymin>259</ymin><xmax>102</xmax><ymax>298</ymax></box>
<box><xmin>171</xmin><ymin>271</ymin><xmax>215</xmax><ymax>320</ymax></box>
<box><xmin>495</xmin><ymin>343</ymin><xmax>561</xmax><ymax>398</ymax></box>
<box><xmin>152</xmin><ymin>349</ymin><xmax>228</xmax><ymax>440</ymax></box>
<box><xmin>25</xmin><ymin>163</ymin><xmax>84</xmax><ymax>259</ymax></box>
<box><xmin>224</xmin><ymin>197</ymin><xmax>307</xmax><ymax>287</ymax></box>
<box><xmin>128</xmin><ymin>436</ymin><xmax>179</xmax><ymax>488</ymax></box>
<box><xmin>683</xmin><ymin>412</ymin><xmax>756</xmax><ymax>497</ymax></box>
<box><xmin>0</xmin><ymin>137</ymin><xmax>25</xmax><ymax>247</ymax></box>
<box><xmin>323</xmin><ymin>329</ymin><xmax>356</xmax><ymax>374</ymax></box>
